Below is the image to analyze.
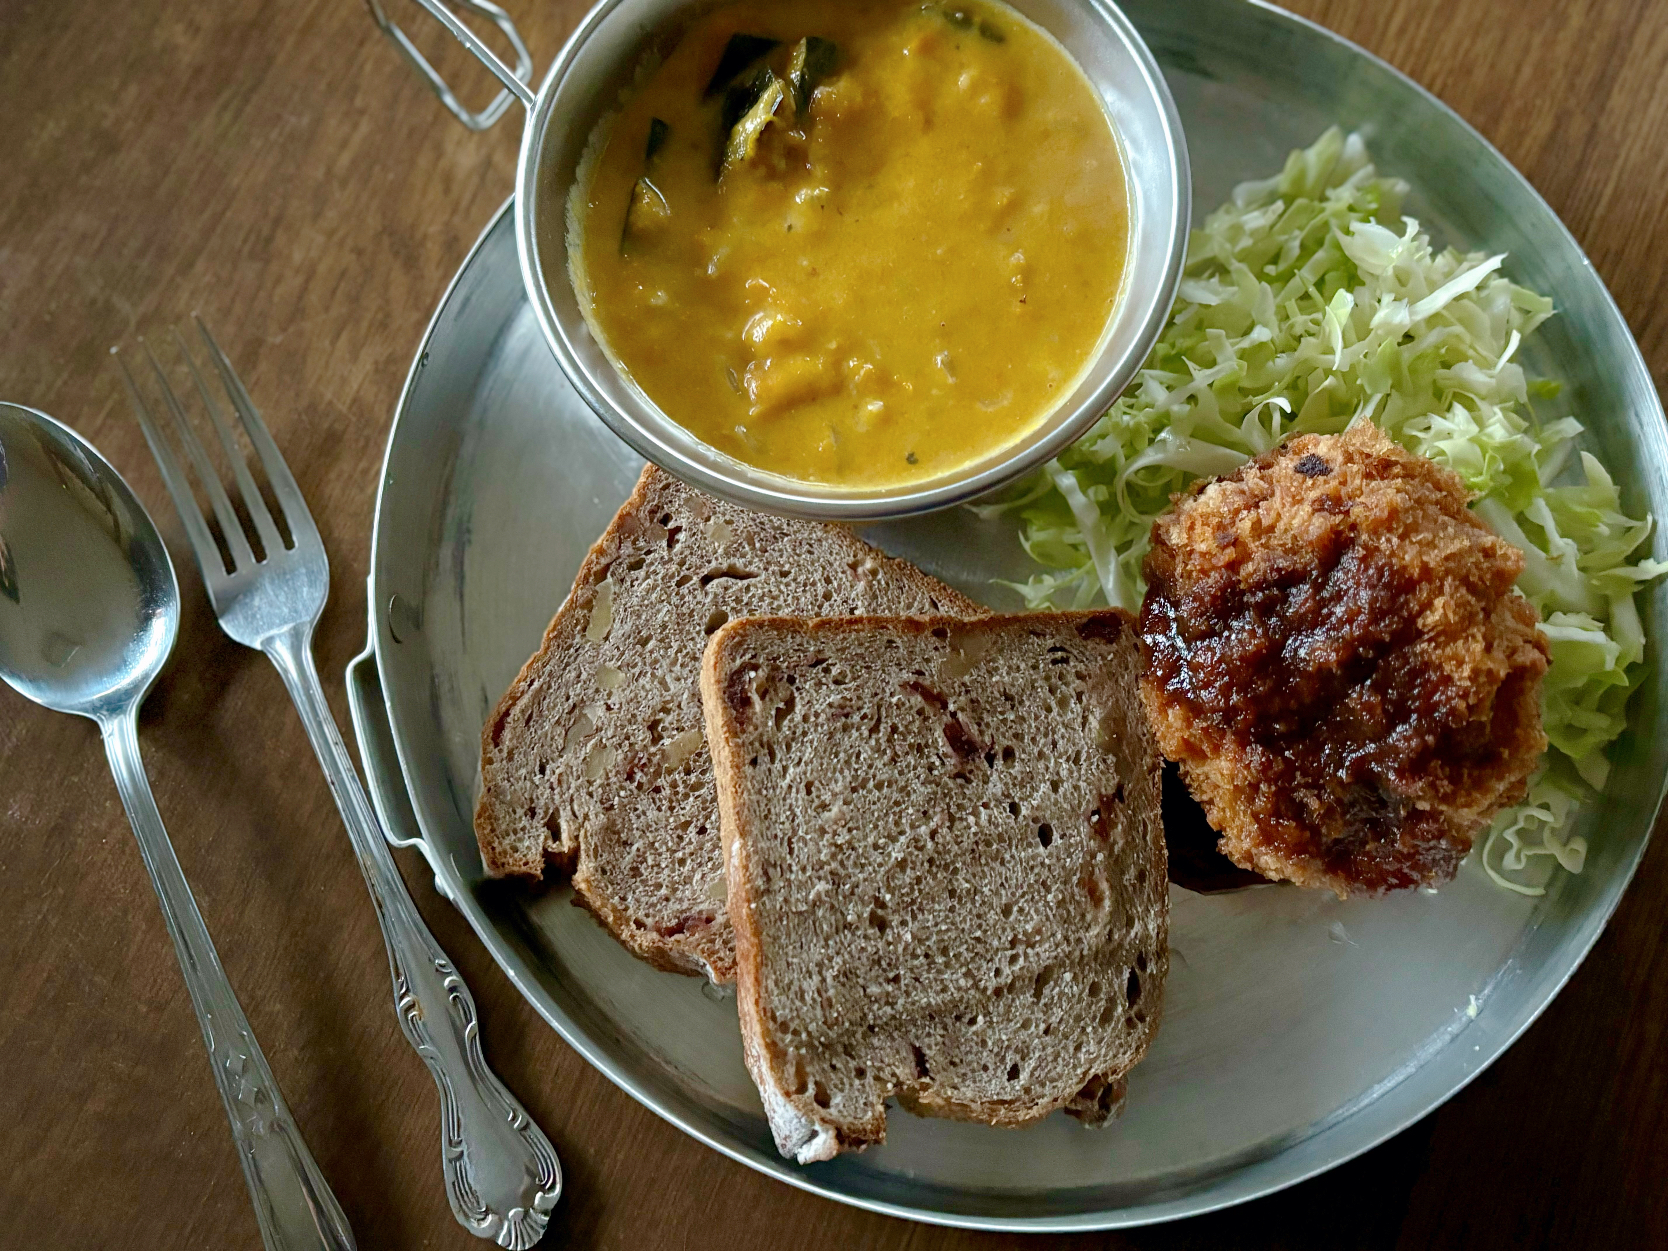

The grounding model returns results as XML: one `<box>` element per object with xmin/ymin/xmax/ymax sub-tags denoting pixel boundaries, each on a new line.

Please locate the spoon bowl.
<box><xmin>0</xmin><ymin>402</ymin><xmax>177</xmax><ymax>720</ymax></box>
<box><xmin>0</xmin><ymin>399</ymin><xmax>354</xmax><ymax>1251</ymax></box>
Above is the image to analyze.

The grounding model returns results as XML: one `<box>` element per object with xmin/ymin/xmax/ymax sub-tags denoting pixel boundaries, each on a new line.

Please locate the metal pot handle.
<box><xmin>365</xmin><ymin>0</ymin><xmax>535</xmax><ymax>131</ymax></box>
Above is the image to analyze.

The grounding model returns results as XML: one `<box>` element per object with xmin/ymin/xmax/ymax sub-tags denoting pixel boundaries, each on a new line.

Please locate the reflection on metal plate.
<box><xmin>351</xmin><ymin>0</ymin><xmax>1667</xmax><ymax>1230</ymax></box>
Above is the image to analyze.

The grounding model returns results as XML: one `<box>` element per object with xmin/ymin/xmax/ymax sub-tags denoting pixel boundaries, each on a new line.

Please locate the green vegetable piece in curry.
<box><xmin>935</xmin><ymin>4</ymin><xmax>1004</xmax><ymax>41</ymax></box>
<box><xmin>704</xmin><ymin>32</ymin><xmax>779</xmax><ymax>96</ymax></box>
<box><xmin>623</xmin><ymin>118</ymin><xmax>674</xmax><ymax>252</ymax></box>
<box><xmin>787</xmin><ymin>36</ymin><xmax>838</xmax><ymax>116</ymax></box>
<box><xmin>722</xmin><ymin>71</ymin><xmax>786</xmax><ymax>173</ymax></box>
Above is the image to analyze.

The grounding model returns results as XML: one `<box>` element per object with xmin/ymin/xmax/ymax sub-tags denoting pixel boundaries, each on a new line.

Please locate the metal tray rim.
<box><xmin>349</xmin><ymin>0</ymin><xmax>1668</xmax><ymax>1229</ymax></box>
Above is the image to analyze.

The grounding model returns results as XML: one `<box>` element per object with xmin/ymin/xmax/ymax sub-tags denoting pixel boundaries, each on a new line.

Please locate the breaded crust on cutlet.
<box><xmin>1137</xmin><ymin>422</ymin><xmax>1548</xmax><ymax>897</ymax></box>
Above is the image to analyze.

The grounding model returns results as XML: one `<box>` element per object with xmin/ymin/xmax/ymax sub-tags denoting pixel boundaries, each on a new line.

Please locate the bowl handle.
<box><xmin>364</xmin><ymin>0</ymin><xmax>534</xmax><ymax>131</ymax></box>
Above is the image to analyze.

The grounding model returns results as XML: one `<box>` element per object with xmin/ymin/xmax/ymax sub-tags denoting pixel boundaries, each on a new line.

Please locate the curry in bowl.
<box><xmin>569</xmin><ymin>0</ymin><xmax>1131</xmax><ymax>488</ymax></box>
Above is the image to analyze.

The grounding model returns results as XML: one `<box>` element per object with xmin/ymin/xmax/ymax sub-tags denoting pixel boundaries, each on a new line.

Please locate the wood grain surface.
<box><xmin>1</xmin><ymin>1</ymin><xmax>1664</xmax><ymax>1247</ymax></box>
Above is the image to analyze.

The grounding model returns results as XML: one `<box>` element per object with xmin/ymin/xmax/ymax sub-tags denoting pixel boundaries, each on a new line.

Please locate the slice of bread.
<box><xmin>701</xmin><ymin>611</ymin><xmax>1167</xmax><ymax>1163</ymax></box>
<box><xmin>475</xmin><ymin>466</ymin><xmax>981</xmax><ymax>982</ymax></box>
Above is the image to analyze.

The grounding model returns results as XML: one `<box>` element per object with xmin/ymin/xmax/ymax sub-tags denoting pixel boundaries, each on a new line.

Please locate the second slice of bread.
<box><xmin>702</xmin><ymin>611</ymin><xmax>1168</xmax><ymax>1163</ymax></box>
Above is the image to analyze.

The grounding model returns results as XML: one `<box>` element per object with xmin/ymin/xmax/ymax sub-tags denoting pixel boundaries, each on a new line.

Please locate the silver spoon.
<box><xmin>0</xmin><ymin>402</ymin><xmax>355</xmax><ymax>1251</ymax></box>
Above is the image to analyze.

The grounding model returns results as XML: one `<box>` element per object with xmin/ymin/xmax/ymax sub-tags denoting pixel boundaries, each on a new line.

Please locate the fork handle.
<box><xmin>100</xmin><ymin>710</ymin><xmax>356</xmax><ymax>1251</ymax></box>
<box><xmin>263</xmin><ymin>625</ymin><xmax>561</xmax><ymax>1251</ymax></box>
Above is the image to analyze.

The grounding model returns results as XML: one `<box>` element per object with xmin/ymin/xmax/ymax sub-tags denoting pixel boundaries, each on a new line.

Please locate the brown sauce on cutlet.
<box><xmin>1137</xmin><ymin>423</ymin><xmax>1549</xmax><ymax>896</ymax></box>
<box><xmin>1142</xmin><ymin>503</ymin><xmax>1474</xmax><ymax>890</ymax></box>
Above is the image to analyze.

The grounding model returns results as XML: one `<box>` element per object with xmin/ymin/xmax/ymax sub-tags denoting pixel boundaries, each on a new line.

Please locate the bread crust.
<box><xmin>703</xmin><ymin>611</ymin><xmax>1167</xmax><ymax>1161</ymax></box>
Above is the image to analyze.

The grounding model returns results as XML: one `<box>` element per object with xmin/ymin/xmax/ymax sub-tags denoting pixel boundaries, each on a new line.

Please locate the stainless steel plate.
<box><xmin>346</xmin><ymin>0</ymin><xmax>1668</xmax><ymax>1230</ymax></box>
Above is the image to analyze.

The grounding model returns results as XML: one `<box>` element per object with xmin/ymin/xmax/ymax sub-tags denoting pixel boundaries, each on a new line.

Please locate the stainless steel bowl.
<box><xmin>375</xmin><ymin>0</ymin><xmax>1189</xmax><ymax>520</ymax></box>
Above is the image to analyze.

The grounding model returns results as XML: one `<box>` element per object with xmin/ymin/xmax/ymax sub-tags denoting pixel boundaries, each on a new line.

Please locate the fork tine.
<box><xmin>141</xmin><ymin>339</ymin><xmax>258</xmax><ymax>573</ymax></box>
<box><xmin>115</xmin><ymin>347</ymin><xmax>228</xmax><ymax>578</ymax></box>
<box><xmin>173</xmin><ymin>327</ymin><xmax>284</xmax><ymax>558</ymax></box>
<box><xmin>194</xmin><ymin>317</ymin><xmax>320</xmax><ymax>548</ymax></box>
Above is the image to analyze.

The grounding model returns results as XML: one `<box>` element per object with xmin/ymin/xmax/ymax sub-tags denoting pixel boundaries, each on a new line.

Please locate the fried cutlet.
<box><xmin>1137</xmin><ymin>422</ymin><xmax>1549</xmax><ymax>897</ymax></box>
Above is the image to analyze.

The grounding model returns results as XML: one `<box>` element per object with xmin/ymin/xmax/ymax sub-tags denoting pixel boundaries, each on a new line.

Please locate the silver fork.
<box><xmin>117</xmin><ymin>319</ymin><xmax>562</xmax><ymax>1251</ymax></box>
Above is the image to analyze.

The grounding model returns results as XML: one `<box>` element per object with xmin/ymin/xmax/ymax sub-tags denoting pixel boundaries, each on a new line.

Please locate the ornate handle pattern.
<box><xmin>102</xmin><ymin>711</ymin><xmax>356</xmax><ymax>1251</ymax></box>
<box><xmin>265</xmin><ymin>625</ymin><xmax>561</xmax><ymax>1250</ymax></box>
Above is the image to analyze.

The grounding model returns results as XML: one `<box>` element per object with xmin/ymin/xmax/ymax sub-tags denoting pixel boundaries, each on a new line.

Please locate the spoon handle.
<box><xmin>264</xmin><ymin>626</ymin><xmax>561</xmax><ymax>1250</ymax></box>
<box><xmin>101</xmin><ymin>711</ymin><xmax>357</xmax><ymax>1251</ymax></box>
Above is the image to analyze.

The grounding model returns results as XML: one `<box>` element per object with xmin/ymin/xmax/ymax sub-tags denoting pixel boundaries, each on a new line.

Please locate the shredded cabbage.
<box><xmin>986</xmin><ymin>127</ymin><xmax>1667</xmax><ymax>895</ymax></box>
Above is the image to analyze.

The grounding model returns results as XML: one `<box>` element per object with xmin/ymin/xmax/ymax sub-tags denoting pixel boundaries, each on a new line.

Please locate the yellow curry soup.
<box><xmin>570</xmin><ymin>0</ymin><xmax>1130</xmax><ymax>488</ymax></box>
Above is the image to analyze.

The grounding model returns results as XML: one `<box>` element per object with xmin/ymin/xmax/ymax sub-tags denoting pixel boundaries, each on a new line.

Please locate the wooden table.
<box><xmin>1</xmin><ymin>1</ymin><xmax>1664</xmax><ymax>1246</ymax></box>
